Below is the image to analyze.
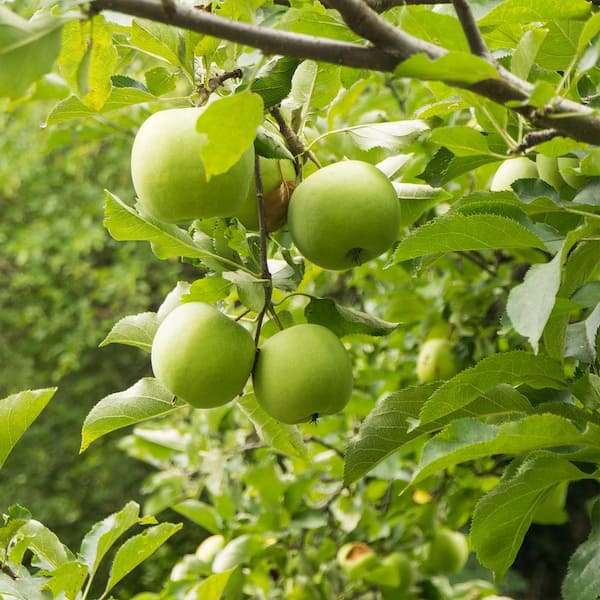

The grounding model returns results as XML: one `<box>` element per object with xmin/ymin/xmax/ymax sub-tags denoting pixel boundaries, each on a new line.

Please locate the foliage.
<box><xmin>1</xmin><ymin>0</ymin><xmax>600</xmax><ymax>599</ymax></box>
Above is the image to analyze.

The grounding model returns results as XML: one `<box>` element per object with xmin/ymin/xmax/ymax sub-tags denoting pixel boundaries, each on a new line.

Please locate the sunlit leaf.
<box><xmin>99</xmin><ymin>312</ymin><xmax>159</xmax><ymax>352</ymax></box>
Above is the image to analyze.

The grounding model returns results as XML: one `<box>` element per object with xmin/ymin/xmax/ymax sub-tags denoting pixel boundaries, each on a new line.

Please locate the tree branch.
<box><xmin>90</xmin><ymin>0</ymin><xmax>600</xmax><ymax>145</ymax></box>
<box><xmin>451</xmin><ymin>0</ymin><xmax>492</xmax><ymax>59</ymax></box>
<box><xmin>513</xmin><ymin>129</ymin><xmax>561</xmax><ymax>153</ymax></box>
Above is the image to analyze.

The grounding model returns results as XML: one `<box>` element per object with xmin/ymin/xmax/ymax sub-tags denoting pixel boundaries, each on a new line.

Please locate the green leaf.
<box><xmin>79</xmin><ymin>501</ymin><xmax>141</xmax><ymax>578</ymax></box>
<box><xmin>0</xmin><ymin>388</ymin><xmax>56</xmax><ymax>469</ymax></box>
<box><xmin>131</xmin><ymin>19</ymin><xmax>182</xmax><ymax>67</ymax></box>
<box><xmin>275</xmin><ymin>8</ymin><xmax>359</xmax><ymax>42</ymax></box>
<box><xmin>237</xmin><ymin>394</ymin><xmax>308</xmax><ymax>460</ymax></box>
<box><xmin>80</xmin><ymin>378</ymin><xmax>185</xmax><ymax>452</ymax></box>
<box><xmin>0</xmin><ymin>6</ymin><xmax>67</xmax><ymax>99</ymax></box>
<box><xmin>103</xmin><ymin>522</ymin><xmax>182</xmax><ymax>596</ymax></box>
<box><xmin>290</xmin><ymin>60</ymin><xmax>341</xmax><ymax>119</ymax></box>
<box><xmin>394</xmin><ymin>214</ymin><xmax>545</xmax><ymax>262</ymax></box>
<box><xmin>344</xmin><ymin>383</ymin><xmax>532</xmax><ymax>486</ymax></box>
<box><xmin>0</xmin><ymin>573</ymin><xmax>50</xmax><ymax>600</ymax></box>
<box><xmin>429</xmin><ymin>126</ymin><xmax>492</xmax><ymax>157</ymax></box>
<box><xmin>395</xmin><ymin>52</ymin><xmax>499</xmax><ymax>85</ymax></box>
<box><xmin>99</xmin><ymin>312</ymin><xmax>159</xmax><ymax>352</ymax></box>
<box><xmin>45</xmin><ymin>87</ymin><xmax>157</xmax><ymax>124</ymax></box>
<box><xmin>9</xmin><ymin>520</ymin><xmax>70</xmax><ymax>570</ymax></box>
<box><xmin>471</xmin><ymin>453</ymin><xmax>592</xmax><ymax>580</ymax></box>
<box><xmin>412</xmin><ymin>414</ymin><xmax>600</xmax><ymax>488</ymax></box>
<box><xmin>187</xmin><ymin>276</ymin><xmax>232</xmax><ymax>305</ymax></box>
<box><xmin>345</xmin><ymin>120</ymin><xmax>428</xmax><ymax>152</ymax></box>
<box><xmin>393</xmin><ymin>182</ymin><xmax>450</xmax><ymax>228</ymax></box>
<box><xmin>480</xmin><ymin>0</ymin><xmax>590</xmax><ymax>25</ymax></box>
<box><xmin>196</xmin><ymin>93</ymin><xmax>264</xmax><ymax>180</ymax></box>
<box><xmin>186</xmin><ymin>568</ymin><xmax>238</xmax><ymax>600</ymax></box>
<box><xmin>254</xmin><ymin>126</ymin><xmax>295</xmax><ymax>160</ymax></box>
<box><xmin>43</xmin><ymin>561</ymin><xmax>88</xmax><ymax>600</ymax></box>
<box><xmin>304</xmin><ymin>297</ymin><xmax>398</xmax><ymax>337</ymax></box>
<box><xmin>563</xmin><ymin>498</ymin><xmax>600</xmax><ymax>600</ymax></box>
<box><xmin>172</xmin><ymin>500</ymin><xmax>222</xmax><ymax>533</ymax></box>
<box><xmin>103</xmin><ymin>191</ymin><xmax>228</xmax><ymax>263</ymax></box>
<box><xmin>419</xmin><ymin>351</ymin><xmax>566</xmax><ymax>425</ymax></box>
<box><xmin>506</xmin><ymin>250</ymin><xmax>562</xmax><ymax>353</ymax></box>
<box><xmin>251</xmin><ymin>56</ymin><xmax>300</xmax><ymax>109</ymax></box>
<box><xmin>144</xmin><ymin>66</ymin><xmax>176</xmax><ymax>96</ymax></box>
<box><xmin>512</xmin><ymin>27</ymin><xmax>548</xmax><ymax>79</ymax></box>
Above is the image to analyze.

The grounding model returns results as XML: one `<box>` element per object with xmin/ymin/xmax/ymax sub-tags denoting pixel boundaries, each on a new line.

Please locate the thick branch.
<box><xmin>451</xmin><ymin>0</ymin><xmax>492</xmax><ymax>59</ymax></box>
<box><xmin>321</xmin><ymin>0</ymin><xmax>453</xmax><ymax>11</ymax></box>
<box><xmin>91</xmin><ymin>0</ymin><xmax>600</xmax><ymax>145</ymax></box>
<box><xmin>92</xmin><ymin>0</ymin><xmax>397</xmax><ymax>70</ymax></box>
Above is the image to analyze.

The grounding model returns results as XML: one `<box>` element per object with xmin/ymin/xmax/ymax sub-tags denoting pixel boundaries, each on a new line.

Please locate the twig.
<box><xmin>270</xmin><ymin>105</ymin><xmax>322</xmax><ymax>168</ymax></box>
<box><xmin>1</xmin><ymin>562</ymin><xmax>18</xmax><ymax>580</ymax></box>
<box><xmin>513</xmin><ymin>129</ymin><xmax>561</xmax><ymax>153</ymax></box>
<box><xmin>305</xmin><ymin>435</ymin><xmax>345</xmax><ymax>459</ymax></box>
<box><xmin>459</xmin><ymin>250</ymin><xmax>497</xmax><ymax>276</ymax></box>
<box><xmin>451</xmin><ymin>0</ymin><xmax>492</xmax><ymax>60</ymax></box>
<box><xmin>198</xmin><ymin>67</ymin><xmax>243</xmax><ymax>104</ymax></box>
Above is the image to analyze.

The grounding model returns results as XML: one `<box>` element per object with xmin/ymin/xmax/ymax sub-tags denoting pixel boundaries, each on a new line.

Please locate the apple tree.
<box><xmin>1</xmin><ymin>0</ymin><xmax>600</xmax><ymax>598</ymax></box>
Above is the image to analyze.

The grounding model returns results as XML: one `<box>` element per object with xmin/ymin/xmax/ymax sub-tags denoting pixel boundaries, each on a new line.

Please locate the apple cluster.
<box><xmin>130</xmin><ymin>106</ymin><xmax>403</xmax><ymax>420</ymax></box>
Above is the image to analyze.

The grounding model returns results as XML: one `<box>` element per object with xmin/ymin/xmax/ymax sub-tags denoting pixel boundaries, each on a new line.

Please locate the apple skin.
<box><xmin>423</xmin><ymin>529</ymin><xmax>469</xmax><ymax>574</ymax></box>
<box><xmin>364</xmin><ymin>552</ymin><xmax>416</xmax><ymax>591</ymax></box>
<box><xmin>416</xmin><ymin>338</ymin><xmax>459</xmax><ymax>383</ymax></box>
<box><xmin>490</xmin><ymin>157</ymin><xmax>538</xmax><ymax>191</ymax></box>
<box><xmin>336</xmin><ymin>542</ymin><xmax>378</xmax><ymax>579</ymax></box>
<box><xmin>536</xmin><ymin>154</ymin><xmax>564</xmax><ymax>191</ymax></box>
<box><xmin>253</xmin><ymin>324</ymin><xmax>353</xmax><ymax>424</ymax></box>
<box><xmin>131</xmin><ymin>107</ymin><xmax>254</xmax><ymax>223</ymax></box>
<box><xmin>235</xmin><ymin>158</ymin><xmax>296</xmax><ymax>231</ymax></box>
<box><xmin>151</xmin><ymin>302</ymin><xmax>255</xmax><ymax>408</ymax></box>
<box><xmin>195</xmin><ymin>534</ymin><xmax>225</xmax><ymax>565</ymax></box>
<box><xmin>557</xmin><ymin>156</ymin><xmax>587</xmax><ymax>189</ymax></box>
<box><xmin>287</xmin><ymin>160</ymin><xmax>400</xmax><ymax>270</ymax></box>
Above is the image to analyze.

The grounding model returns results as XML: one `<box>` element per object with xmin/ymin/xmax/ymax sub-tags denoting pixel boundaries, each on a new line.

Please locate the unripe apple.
<box><xmin>151</xmin><ymin>302</ymin><xmax>255</xmax><ymax>408</ymax></box>
<box><xmin>423</xmin><ymin>528</ymin><xmax>469</xmax><ymax>574</ymax></box>
<box><xmin>489</xmin><ymin>157</ymin><xmax>538</xmax><ymax>191</ymax></box>
<box><xmin>288</xmin><ymin>160</ymin><xmax>400</xmax><ymax>270</ymax></box>
<box><xmin>364</xmin><ymin>552</ymin><xmax>416</xmax><ymax>591</ymax></box>
<box><xmin>336</xmin><ymin>542</ymin><xmax>378</xmax><ymax>579</ymax></box>
<box><xmin>131</xmin><ymin>107</ymin><xmax>254</xmax><ymax>223</ymax></box>
<box><xmin>416</xmin><ymin>338</ymin><xmax>459</xmax><ymax>383</ymax></box>
<box><xmin>536</xmin><ymin>154</ymin><xmax>564</xmax><ymax>191</ymax></box>
<box><xmin>235</xmin><ymin>158</ymin><xmax>296</xmax><ymax>232</ymax></box>
<box><xmin>253</xmin><ymin>324</ymin><xmax>353</xmax><ymax>424</ymax></box>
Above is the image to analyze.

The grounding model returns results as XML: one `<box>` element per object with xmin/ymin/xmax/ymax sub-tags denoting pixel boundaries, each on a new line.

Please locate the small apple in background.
<box><xmin>416</xmin><ymin>338</ymin><xmax>459</xmax><ymax>383</ymax></box>
<box><xmin>253</xmin><ymin>323</ymin><xmax>353</xmax><ymax>424</ymax></box>
<box><xmin>364</xmin><ymin>551</ymin><xmax>416</xmax><ymax>592</ymax></box>
<box><xmin>422</xmin><ymin>528</ymin><xmax>470</xmax><ymax>574</ymax></box>
<box><xmin>235</xmin><ymin>157</ymin><xmax>296</xmax><ymax>232</ymax></box>
<box><xmin>131</xmin><ymin>107</ymin><xmax>254</xmax><ymax>223</ymax></box>
<box><xmin>151</xmin><ymin>302</ymin><xmax>255</xmax><ymax>408</ymax></box>
<box><xmin>287</xmin><ymin>160</ymin><xmax>401</xmax><ymax>270</ymax></box>
<box><xmin>489</xmin><ymin>157</ymin><xmax>538</xmax><ymax>191</ymax></box>
<box><xmin>195</xmin><ymin>534</ymin><xmax>225</xmax><ymax>566</ymax></box>
<box><xmin>336</xmin><ymin>542</ymin><xmax>378</xmax><ymax>579</ymax></box>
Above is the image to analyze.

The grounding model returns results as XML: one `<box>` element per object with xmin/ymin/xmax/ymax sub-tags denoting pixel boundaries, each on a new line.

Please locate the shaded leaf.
<box><xmin>304</xmin><ymin>297</ymin><xmax>398</xmax><ymax>337</ymax></box>
<box><xmin>0</xmin><ymin>388</ymin><xmax>56</xmax><ymax>469</ymax></box>
<box><xmin>565</xmin><ymin>303</ymin><xmax>600</xmax><ymax>363</ymax></box>
<box><xmin>186</xmin><ymin>568</ymin><xmax>238</xmax><ymax>599</ymax></box>
<box><xmin>237</xmin><ymin>394</ymin><xmax>308</xmax><ymax>460</ymax></box>
<box><xmin>471</xmin><ymin>453</ymin><xmax>591</xmax><ymax>580</ymax></box>
<box><xmin>251</xmin><ymin>56</ymin><xmax>300</xmax><ymax>109</ymax></box>
<box><xmin>80</xmin><ymin>378</ymin><xmax>185</xmax><ymax>452</ymax></box>
<box><xmin>172</xmin><ymin>500</ymin><xmax>222</xmax><ymax>533</ymax></box>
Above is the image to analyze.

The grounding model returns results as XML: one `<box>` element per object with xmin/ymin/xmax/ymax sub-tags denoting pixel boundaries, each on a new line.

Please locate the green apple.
<box><xmin>365</xmin><ymin>551</ymin><xmax>416</xmax><ymax>591</ymax></box>
<box><xmin>287</xmin><ymin>160</ymin><xmax>400</xmax><ymax>270</ymax></box>
<box><xmin>416</xmin><ymin>338</ymin><xmax>459</xmax><ymax>383</ymax></box>
<box><xmin>423</xmin><ymin>529</ymin><xmax>469</xmax><ymax>574</ymax></box>
<box><xmin>253</xmin><ymin>324</ymin><xmax>353</xmax><ymax>424</ymax></box>
<box><xmin>336</xmin><ymin>542</ymin><xmax>378</xmax><ymax>579</ymax></box>
<box><xmin>151</xmin><ymin>302</ymin><xmax>255</xmax><ymax>408</ymax></box>
<box><xmin>131</xmin><ymin>107</ymin><xmax>254</xmax><ymax>223</ymax></box>
<box><xmin>536</xmin><ymin>154</ymin><xmax>564</xmax><ymax>191</ymax></box>
<box><xmin>489</xmin><ymin>157</ymin><xmax>538</xmax><ymax>191</ymax></box>
<box><xmin>557</xmin><ymin>156</ymin><xmax>587</xmax><ymax>189</ymax></box>
<box><xmin>235</xmin><ymin>158</ymin><xmax>296</xmax><ymax>231</ymax></box>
